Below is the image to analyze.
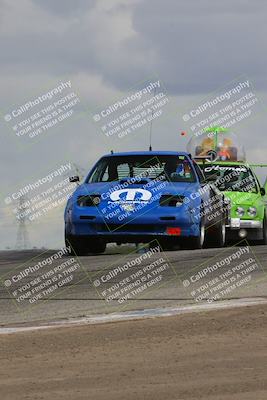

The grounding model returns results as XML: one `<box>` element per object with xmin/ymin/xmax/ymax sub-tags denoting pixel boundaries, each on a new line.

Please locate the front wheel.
<box><xmin>259</xmin><ymin>215</ymin><xmax>267</xmax><ymax>245</ymax></box>
<box><xmin>182</xmin><ymin>218</ymin><xmax>205</xmax><ymax>250</ymax></box>
<box><xmin>88</xmin><ymin>239</ymin><xmax>106</xmax><ymax>254</ymax></box>
<box><xmin>65</xmin><ymin>233</ymin><xmax>106</xmax><ymax>256</ymax></box>
<box><xmin>65</xmin><ymin>234</ymin><xmax>89</xmax><ymax>256</ymax></box>
<box><xmin>206</xmin><ymin>219</ymin><xmax>226</xmax><ymax>248</ymax></box>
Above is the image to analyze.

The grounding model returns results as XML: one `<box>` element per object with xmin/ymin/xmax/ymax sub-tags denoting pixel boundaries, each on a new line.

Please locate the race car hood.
<box><xmin>223</xmin><ymin>190</ymin><xmax>262</xmax><ymax>206</ymax></box>
<box><xmin>72</xmin><ymin>181</ymin><xmax>201</xmax><ymax>201</ymax></box>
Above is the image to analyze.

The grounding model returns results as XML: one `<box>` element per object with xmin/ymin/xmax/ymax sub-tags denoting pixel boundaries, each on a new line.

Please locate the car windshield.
<box><xmin>87</xmin><ymin>155</ymin><xmax>196</xmax><ymax>183</ymax></box>
<box><xmin>199</xmin><ymin>164</ymin><xmax>258</xmax><ymax>193</ymax></box>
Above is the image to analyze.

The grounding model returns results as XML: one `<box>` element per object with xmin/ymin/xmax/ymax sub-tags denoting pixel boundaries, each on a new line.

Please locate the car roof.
<box><xmin>102</xmin><ymin>151</ymin><xmax>190</xmax><ymax>157</ymax></box>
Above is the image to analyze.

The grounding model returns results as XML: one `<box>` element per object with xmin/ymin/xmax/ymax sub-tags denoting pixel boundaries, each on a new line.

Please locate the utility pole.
<box><xmin>15</xmin><ymin>195</ymin><xmax>31</xmax><ymax>249</ymax></box>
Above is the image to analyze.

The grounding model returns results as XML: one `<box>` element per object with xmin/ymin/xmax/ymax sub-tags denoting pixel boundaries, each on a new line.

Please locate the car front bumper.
<box><xmin>226</xmin><ymin>218</ymin><xmax>263</xmax><ymax>230</ymax></box>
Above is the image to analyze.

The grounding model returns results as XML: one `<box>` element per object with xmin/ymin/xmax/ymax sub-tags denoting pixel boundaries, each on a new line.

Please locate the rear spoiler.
<box><xmin>193</xmin><ymin>155</ymin><xmax>213</xmax><ymax>163</ymax></box>
<box><xmin>193</xmin><ymin>160</ymin><xmax>267</xmax><ymax>167</ymax></box>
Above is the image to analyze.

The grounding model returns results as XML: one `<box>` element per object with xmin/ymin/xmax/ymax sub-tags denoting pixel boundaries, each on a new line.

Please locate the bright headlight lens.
<box><xmin>248</xmin><ymin>206</ymin><xmax>257</xmax><ymax>217</ymax></box>
<box><xmin>236</xmin><ymin>206</ymin><xmax>245</xmax><ymax>217</ymax></box>
<box><xmin>92</xmin><ymin>196</ymin><xmax>101</xmax><ymax>205</ymax></box>
<box><xmin>160</xmin><ymin>195</ymin><xmax>184</xmax><ymax>207</ymax></box>
<box><xmin>77</xmin><ymin>195</ymin><xmax>101</xmax><ymax>207</ymax></box>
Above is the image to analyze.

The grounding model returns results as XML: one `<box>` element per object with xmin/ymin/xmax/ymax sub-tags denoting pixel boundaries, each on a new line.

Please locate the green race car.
<box><xmin>198</xmin><ymin>161</ymin><xmax>267</xmax><ymax>243</ymax></box>
<box><xmin>188</xmin><ymin>126</ymin><xmax>267</xmax><ymax>244</ymax></box>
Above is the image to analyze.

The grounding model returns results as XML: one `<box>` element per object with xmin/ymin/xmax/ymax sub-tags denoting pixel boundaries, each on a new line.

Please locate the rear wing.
<box><xmin>192</xmin><ymin>155</ymin><xmax>214</xmax><ymax>163</ymax></box>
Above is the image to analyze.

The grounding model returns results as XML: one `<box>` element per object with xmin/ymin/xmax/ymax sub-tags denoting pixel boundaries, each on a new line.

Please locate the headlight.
<box><xmin>247</xmin><ymin>206</ymin><xmax>257</xmax><ymax>217</ymax></box>
<box><xmin>160</xmin><ymin>195</ymin><xmax>184</xmax><ymax>207</ymax></box>
<box><xmin>236</xmin><ymin>206</ymin><xmax>245</xmax><ymax>217</ymax></box>
<box><xmin>92</xmin><ymin>196</ymin><xmax>101</xmax><ymax>205</ymax></box>
<box><xmin>77</xmin><ymin>195</ymin><xmax>101</xmax><ymax>207</ymax></box>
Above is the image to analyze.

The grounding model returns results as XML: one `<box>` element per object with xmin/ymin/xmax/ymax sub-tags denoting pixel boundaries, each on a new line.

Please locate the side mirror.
<box><xmin>69</xmin><ymin>176</ymin><xmax>80</xmax><ymax>183</ymax></box>
<box><xmin>260</xmin><ymin>187</ymin><xmax>266</xmax><ymax>196</ymax></box>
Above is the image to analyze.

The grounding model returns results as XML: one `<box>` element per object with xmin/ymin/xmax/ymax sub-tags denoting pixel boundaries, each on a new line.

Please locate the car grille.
<box><xmin>94</xmin><ymin>223</ymin><xmax>165</xmax><ymax>233</ymax></box>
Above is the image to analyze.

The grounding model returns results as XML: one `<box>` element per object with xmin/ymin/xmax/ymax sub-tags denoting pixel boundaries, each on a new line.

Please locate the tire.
<box><xmin>88</xmin><ymin>240</ymin><xmax>106</xmax><ymax>254</ymax></box>
<box><xmin>206</xmin><ymin>219</ymin><xmax>226</xmax><ymax>248</ymax></box>
<box><xmin>183</xmin><ymin>217</ymin><xmax>205</xmax><ymax>250</ymax></box>
<box><xmin>65</xmin><ymin>232</ymin><xmax>106</xmax><ymax>256</ymax></box>
<box><xmin>65</xmin><ymin>233</ymin><xmax>89</xmax><ymax>256</ymax></box>
<box><xmin>159</xmin><ymin>240</ymin><xmax>179</xmax><ymax>251</ymax></box>
<box><xmin>149</xmin><ymin>241</ymin><xmax>163</xmax><ymax>252</ymax></box>
<box><xmin>259</xmin><ymin>215</ymin><xmax>267</xmax><ymax>245</ymax></box>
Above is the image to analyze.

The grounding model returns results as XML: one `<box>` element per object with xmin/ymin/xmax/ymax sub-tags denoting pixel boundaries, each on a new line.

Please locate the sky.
<box><xmin>0</xmin><ymin>0</ymin><xmax>266</xmax><ymax>249</ymax></box>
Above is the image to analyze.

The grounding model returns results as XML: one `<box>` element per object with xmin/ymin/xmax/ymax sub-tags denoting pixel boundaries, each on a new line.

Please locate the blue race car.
<box><xmin>64</xmin><ymin>151</ymin><xmax>229</xmax><ymax>255</ymax></box>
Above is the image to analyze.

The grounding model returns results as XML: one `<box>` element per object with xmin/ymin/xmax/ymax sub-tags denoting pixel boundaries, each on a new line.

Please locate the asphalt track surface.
<box><xmin>1</xmin><ymin>245</ymin><xmax>267</xmax><ymax>400</ymax></box>
<box><xmin>0</xmin><ymin>243</ymin><xmax>267</xmax><ymax>327</ymax></box>
<box><xmin>1</xmin><ymin>304</ymin><xmax>267</xmax><ymax>400</ymax></box>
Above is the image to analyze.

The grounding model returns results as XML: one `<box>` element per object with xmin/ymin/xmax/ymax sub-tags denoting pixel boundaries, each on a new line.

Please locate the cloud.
<box><xmin>0</xmin><ymin>0</ymin><xmax>267</xmax><ymax>248</ymax></box>
<box><xmin>32</xmin><ymin>0</ymin><xmax>96</xmax><ymax>16</ymax></box>
<box><xmin>125</xmin><ymin>0</ymin><xmax>267</xmax><ymax>94</ymax></box>
<box><xmin>0</xmin><ymin>0</ymin><xmax>266</xmax><ymax>95</ymax></box>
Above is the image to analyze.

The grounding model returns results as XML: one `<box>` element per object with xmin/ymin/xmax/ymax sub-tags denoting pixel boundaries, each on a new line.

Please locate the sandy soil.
<box><xmin>0</xmin><ymin>304</ymin><xmax>267</xmax><ymax>400</ymax></box>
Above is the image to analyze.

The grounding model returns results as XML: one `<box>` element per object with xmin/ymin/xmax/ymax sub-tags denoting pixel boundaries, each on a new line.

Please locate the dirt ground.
<box><xmin>0</xmin><ymin>304</ymin><xmax>267</xmax><ymax>400</ymax></box>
